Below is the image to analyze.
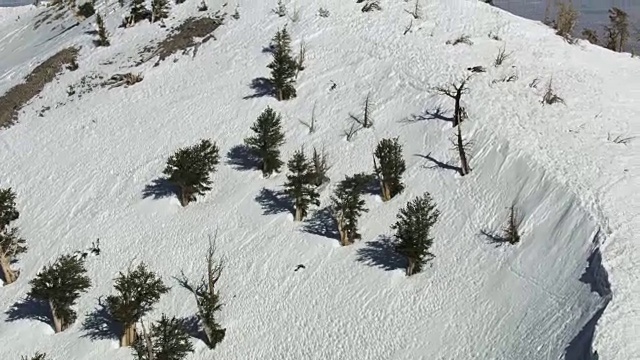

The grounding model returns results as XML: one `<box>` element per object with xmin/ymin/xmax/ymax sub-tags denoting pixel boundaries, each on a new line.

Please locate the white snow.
<box><xmin>0</xmin><ymin>0</ymin><xmax>638</xmax><ymax>359</ymax></box>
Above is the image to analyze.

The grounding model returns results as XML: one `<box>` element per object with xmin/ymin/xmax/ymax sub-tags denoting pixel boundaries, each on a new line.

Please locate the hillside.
<box><xmin>0</xmin><ymin>0</ymin><xmax>638</xmax><ymax>359</ymax></box>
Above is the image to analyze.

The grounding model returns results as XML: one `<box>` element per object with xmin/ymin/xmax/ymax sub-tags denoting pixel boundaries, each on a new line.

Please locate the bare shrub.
<box><xmin>554</xmin><ymin>1</ymin><xmax>579</xmax><ymax>42</ymax></box>
<box><xmin>446</xmin><ymin>34</ymin><xmax>473</xmax><ymax>46</ymax></box>
<box><xmin>361</xmin><ymin>0</ymin><xmax>381</xmax><ymax>12</ymax></box>
<box><xmin>494</xmin><ymin>45</ymin><xmax>511</xmax><ymax>66</ymax></box>
<box><xmin>541</xmin><ymin>79</ymin><xmax>565</xmax><ymax>105</ymax></box>
<box><xmin>607</xmin><ymin>133</ymin><xmax>635</xmax><ymax>145</ymax></box>
<box><xmin>404</xmin><ymin>0</ymin><xmax>421</xmax><ymax>19</ymax></box>
<box><xmin>582</xmin><ymin>28</ymin><xmax>599</xmax><ymax>44</ymax></box>
<box><xmin>344</xmin><ymin>122</ymin><xmax>362</xmax><ymax>141</ymax></box>
<box><xmin>318</xmin><ymin>7</ymin><xmax>330</xmax><ymax>17</ymax></box>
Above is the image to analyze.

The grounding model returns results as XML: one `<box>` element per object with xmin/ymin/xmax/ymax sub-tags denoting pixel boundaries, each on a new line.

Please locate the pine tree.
<box><xmin>0</xmin><ymin>188</ymin><xmax>26</xmax><ymax>285</ymax></box>
<box><xmin>95</xmin><ymin>13</ymin><xmax>110</xmax><ymax>46</ymax></box>
<box><xmin>177</xmin><ymin>236</ymin><xmax>226</xmax><ymax>349</ymax></box>
<box><xmin>244</xmin><ymin>107</ymin><xmax>286</xmax><ymax>177</ymax></box>
<box><xmin>373</xmin><ymin>137</ymin><xmax>406</xmax><ymax>201</ymax></box>
<box><xmin>106</xmin><ymin>263</ymin><xmax>170</xmax><ymax>347</ymax></box>
<box><xmin>151</xmin><ymin>0</ymin><xmax>169</xmax><ymax>23</ymax></box>
<box><xmin>330</xmin><ymin>174</ymin><xmax>369</xmax><ymax>246</ymax></box>
<box><xmin>309</xmin><ymin>146</ymin><xmax>330</xmax><ymax>187</ymax></box>
<box><xmin>133</xmin><ymin>314</ymin><xmax>194</xmax><ymax>360</ymax></box>
<box><xmin>28</xmin><ymin>254</ymin><xmax>91</xmax><ymax>332</ymax></box>
<box><xmin>284</xmin><ymin>149</ymin><xmax>320</xmax><ymax>221</ymax></box>
<box><xmin>163</xmin><ymin>139</ymin><xmax>220</xmax><ymax>207</ymax></box>
<box><xmin>267</xmin><ymin>26</ymin><xmax>298</xmax><ymax>101</ymax></box>
<box><xmin>392</xmin><ymin>193</ymin><xmax>440</xmax><ymax>276</ymax></box>
<box><xmin>127</xmin><ymin>0</ymin><xmax>149</xmax><ymax>25</ymax></box>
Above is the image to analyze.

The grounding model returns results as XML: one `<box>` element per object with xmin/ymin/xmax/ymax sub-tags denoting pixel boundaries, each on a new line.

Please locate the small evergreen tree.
<box><xmin>373</xmin><ymin>137</ymin><xmax>406</xmax><ymax>201</ymax></box>
<box><xmin>284</xmin><ymin>149</ymin><xmax>320</xmax><ymax>221</ymax></box>
<box><xmin>106</xmin><ymin>263</ymin><xmax>170</xmax><ymax>347</ymax></box>
<box><xmin>28</xmin><ymin>254</ymin><xmax>92</xmax><ymax>332</ymax></box>
<box><xmin>177</xmin><ymin>236</ymin><xmax>226</xmax><ymax>349</ymax></box>
<box><xmin>163</xmin><ymin>139</ymin><xmax>220</xmax><ymax>207</ymax></box>
<box><xmin>392</xmin><ymin>193</ymin><xmax>440</xmax><ymax>276</ymax></box>
<box><xmin>268</xmin><ymin>27</ymin><xmax>298</xmax><ymax>101</ymax></box>
<box><xmin>309</xmin><ymin>146</ymin><xmax>330</xmax><ymax>187</ymax></box>
<box><xmin>330</xmin><ymin>174</ymin><xmax>369</xmax><ymax>246</ymax></box>
<box><xmin>133</xmin><ymin>314</ymin><xmax>194</xmax><ymax>360</ymax></box>
<box><xmin>0</xmin><ymin>188</ymin><xmax>26</xmax><ymax>285</ymax></box>
<box><xmin>151</xmin><ymin>0</ymin><xmax>169</xmax><ymax>23</ymax></box>
<box><xmin>77</xmin><ymin>1</ymin><xmax>96</xmax><ymax>18</ymax></box>
<box><xmin>127</xmin><ymin>0</ymin><xmax>149</xmax><ymax>25</ymax></box>
<box><xmin>604</xmin><ymin>7</ymin><xmax>629</xmax><ymax>52</ymax></box>
<box><xmin>95</xmin><ymin>13</ymin><xmax>110</xmax><ymax>47</ymax></box>
<box><xmin>244</xmin><ymin>107</ymin><xmax>286</xmax><ymax>177</ymax></box>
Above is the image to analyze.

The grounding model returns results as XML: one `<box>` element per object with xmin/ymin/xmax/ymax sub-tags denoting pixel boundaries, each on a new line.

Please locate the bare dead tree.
<box><xmin>494</xmin><ymin>45</ymin><xmax>512</xmax><ymax>66</ymax></box>
<box><xmin>299</xmin><ymin>100</ymin><xmax>317</xmax><ymax>133</ymax></box>
<box><xmin>176</xmin><ymin>233</ymin><xmax>226</xmax><ymax>349</ymax></box>
<box><xmin>404</xmin><ymin>0</ymin><xmax>421</xmax><ymax>19</ymax></box>
<box><xmin>434</xmin><ymin>76</ymin><xmax>471</xmax><ymax>127</ymax></box>
<box><xmin>403</xmin><ymin>19</ymin><xmax>413</xmax><ymax>35</ymax></box>
<box><xmin>502</xmin><ymin>205</ymin><xmax>522</xmax><ymax>244</ymax></box>
<box><xmin>450</xmin><ymin>120</ymin><xmax>472</xmax><ymax>176</ymax></box>
<box><xmin>343</xmin><ymin>122</ymin><xmax>363</xmax><ymax>141</ymax></box>
<box><xmin>541</xmin><ymin>79</ymin><xmax>565</xmax><ymax>105</ymax></box>
<box><xmin>348</xmin><ymin>92</ymin><xmax>374</xmax><ymax>128</ymax></box>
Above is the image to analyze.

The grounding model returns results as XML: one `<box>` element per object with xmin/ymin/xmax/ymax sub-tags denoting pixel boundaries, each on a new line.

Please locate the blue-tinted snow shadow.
<box><xmin>564</xmin><ymin>229</ymin><xmax>612</xmax><ymax>360</ymax></box>
<box><xmin>356</xmin><ymin>235</ymin><xmax>406</xmax><ymax>272</ymax></box>
<box><xmin>255</xmin><ymin>187</ymin><xmax>292</xmax><ymax>215</ymax></box>
<box><xmin>5</xmin><ymin>296</ymin><xmax>51</xmax><ymax>325</ymax></box>
<box><xmin>142</xmin><ymin>177</ymin><xmax>179</xmax><ymax>200</ymax></box>
<box><xmin>81</xmin><ymin>297</ymin><xmax>121</xmax><ymax>341</ymax></box>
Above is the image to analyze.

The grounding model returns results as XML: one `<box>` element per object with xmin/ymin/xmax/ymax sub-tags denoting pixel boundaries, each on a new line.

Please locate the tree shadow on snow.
<box><xmin>226</xmin><ymin>144</ymin><xmax>260</xmax><ymax>171</ymax></box>
<box><xmin>355</xmin><ymin>235</ymin><xmax>406</xmax><ymax>271</ymax></box>
<box><xmin>255</xmin><ymin>187</ymin><xmax>292</xmax><ymax>215</ymax></box>
<box><xmin>5</xmin><ymin>296</ymin><xmax>51</xmax><ymax>325</ymax></box>
<box><xmin>415</xmin><ymin>153</ymin><xmax>463</xmax><ymax>175</ymax></box>
<box><xmin>142</xmin><ymin>177</ymin><xmax>179</xmax><ymax>200</ymax></box>
<box><xmin>478</xmin><ymin>229</ymin><xmax>510</xmax><ymax>247</ymax></box>
<box><xmin>401</xmin><ymin>105</ymin><xmax>454</xmax><ymax>124</ymax></box>
<box><xmin>302</xmin><ymin>207</ymin><xmax>338</xmax><ymax>240</ymax></box>
<box><xmin>81</xmin><ymin>297</ymin><xmax>121</xmax><ymax>341</ymax></box>
<box><xmin>242</xmin><ymin>77</ymin><xmax>275</xmax><ymax>99</ymax></box>
<box><xmin>180</xmin><ymin>314</ymin><xmax>209</xmax><ymax>344</ymax></box>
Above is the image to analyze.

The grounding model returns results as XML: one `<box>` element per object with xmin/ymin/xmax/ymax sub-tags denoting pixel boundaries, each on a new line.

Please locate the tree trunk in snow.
<box><xmin>276</xmin><ymin>89</ymin><xmax>283</xmax><ymax>101</ymax></box>
<box><xmin>294</xmin><ymin>207</ymin><xmax>303</xmax><ymax>222</ymax></box>
<box><xmin>381</xmin><ymin>182</ymin><xmax>391</xmax><ymax>202</ymax></box>
<box><xmin>121</xmin><ymin>323</ymin><xmax>137</xmax><ymax>347</ymax></box>
<box><xmin>0</xmin><ymin>255</ymin><xmax>18</xmax><ymax>285</ymax></box>
<box><xmin>179</xmin><ymin>186</ymin><xmax>190</xmax><ymax>207</ymax></box>
<box><xmin>406</xmin><ymin>257</ymin><xmax>416</xmax><ymax>277</ymax></box>
<box><xmin>49</xmin><ymin>302</ymin><xmax>63</xmax><ymax>333</ymax></box>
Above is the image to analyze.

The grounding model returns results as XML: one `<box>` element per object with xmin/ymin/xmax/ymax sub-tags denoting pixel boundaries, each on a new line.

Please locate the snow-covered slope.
<box><xmin>0</xmin><ymin>0</ymin><xmax>638</xmax><ymax>359</ymax></box>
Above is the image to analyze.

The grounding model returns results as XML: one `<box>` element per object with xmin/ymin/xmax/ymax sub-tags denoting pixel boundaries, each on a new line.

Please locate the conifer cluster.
<box><xmin>0</xmin><ymin>188</ymin><xmax>26</xmax><ymax>285</ymax></box>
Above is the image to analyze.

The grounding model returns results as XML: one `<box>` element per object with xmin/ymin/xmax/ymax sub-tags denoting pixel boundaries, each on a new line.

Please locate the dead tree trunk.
<box><xmin>456</xmin><ymin>123</ymin><xmax>471</xmax><ymax>176</ymax></box>
<box><xmin>434</xmin><ymin>77</ymin><xmax>470</xmax><ymax>128</ymax></box>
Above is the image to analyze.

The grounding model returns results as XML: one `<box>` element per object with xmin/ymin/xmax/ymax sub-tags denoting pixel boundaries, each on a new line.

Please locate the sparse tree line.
<box><xmin>1</xmin><ymin>187</ymin><xmax>225</xmax><ymax>359</ymax></box>
<box><xmin>533</xmin><ymin>1</ymin><xmax>639</xmax><ymax>54</ymax></box>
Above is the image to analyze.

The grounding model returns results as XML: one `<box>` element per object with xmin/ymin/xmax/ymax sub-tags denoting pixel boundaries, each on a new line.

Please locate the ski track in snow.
<box><xmin>0</xmin><ymin>0</ymin><xmax>638</xmax><ymax>359</ymax></box>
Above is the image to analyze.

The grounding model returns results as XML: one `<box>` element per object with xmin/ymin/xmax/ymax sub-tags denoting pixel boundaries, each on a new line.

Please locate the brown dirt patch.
<box><xmin>138</xmin><ymin>15</ymin><xmax>224</xmax><ymax>66</ymax></box>
<box><xmin>0</xmin><ymin>47</ymin><xmax>79</xmax><ymax>129</ymax></box>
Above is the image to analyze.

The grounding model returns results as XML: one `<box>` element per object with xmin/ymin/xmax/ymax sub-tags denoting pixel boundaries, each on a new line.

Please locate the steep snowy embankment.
<box><xmin>0</xmin><ymin>0</ymin><xmax>637</xmax><ymax>359</ymax></box>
